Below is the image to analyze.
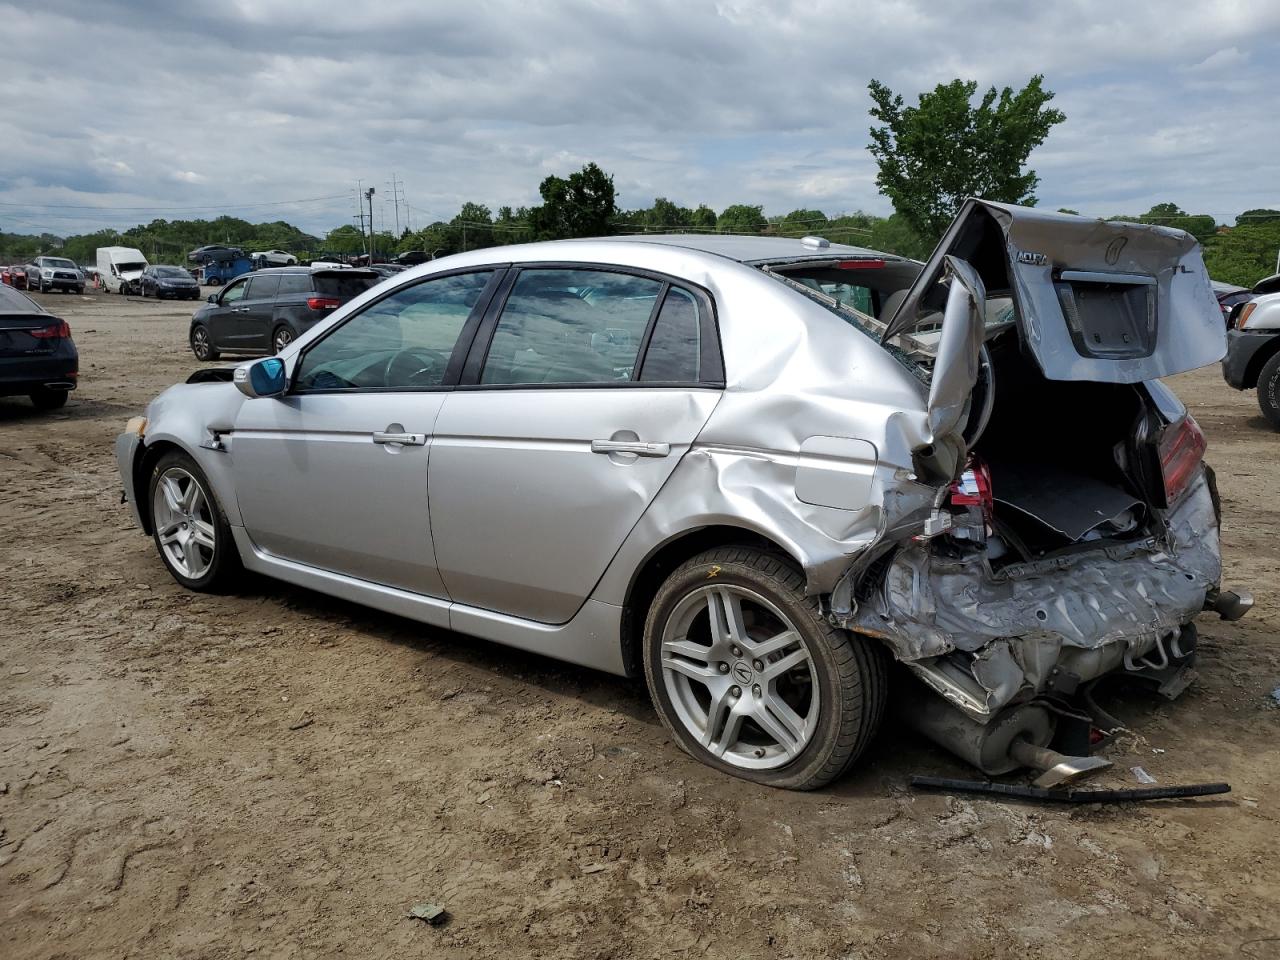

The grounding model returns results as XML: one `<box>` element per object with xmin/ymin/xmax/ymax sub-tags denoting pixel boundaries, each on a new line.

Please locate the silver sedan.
<box><xmin>115</xmin><ymin>201</ymin><xmax>1248</xmax><ymax>789</ymax></box>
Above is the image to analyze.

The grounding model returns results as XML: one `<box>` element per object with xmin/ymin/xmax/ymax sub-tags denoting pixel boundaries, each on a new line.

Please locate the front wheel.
<box><xmin>147</xmin><ymin>451</ymin><xmax>239</xmax><ymax>591</ymax></box>
<box><xmin>643</xmin><ymin>547</ymin><xmax>888</xmax><ymax>790</ymax></box>
<box><xmin>190</xmin><ymin>324</ymin><xmax>219</xmax><ymax>361</ymax></box>
<box><xmin>1257</xmin><ymin>351</ymin><xmax>1280</xmax><ymax>429</ymax></box>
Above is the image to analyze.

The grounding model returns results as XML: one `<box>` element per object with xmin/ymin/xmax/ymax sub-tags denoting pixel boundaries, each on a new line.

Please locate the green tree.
<box><xmin>1132</xmin><ymin>202</ymin><xmax>1216</xmax><ymax>242</ymax></box>
<box><xmin>528</xmin><ymin>162</ymin><xmax>618</xmax><ymax>240</ymax></box>
<box><xmin>324</xmin><ymin>224</ymin><xmax>366</xmax><ymax>255</ymax></box>
<box><xmin>776</xmin><ymin>209</ymin><xmax>828</xmax><ymax>235</ymax></box>
<box><xmin>867</xmin><ymin>74</ymin><xmax>1066</xmax><ymax>242</ymax></box>
<box><xmin>867</xmin><ymin>213</ymin><xmax>931</xmax><ymax>261</ymax></box>
<box><xmin>452</xmin><ymin>202</ymin><xmax>494</xmax><ymax>251</ymax></box>
<box><xmin>690</xmin><ymin>204</ymin><xmax>717</xmax><ymax>230</ymax></box>
<box><xmin>1238</xmin><ymin>209</ymin><xmax>1280</xmax><ymax>226</ymax></box>
<box><xmin>716</xmin><ymin>204</ymin><xmax>767</xmax><ymax>234</ymax></box>
<box><xmin>1202</xmin><ymin>220</ymin><xmax>1280</xmax><ymax>287</ymax></box>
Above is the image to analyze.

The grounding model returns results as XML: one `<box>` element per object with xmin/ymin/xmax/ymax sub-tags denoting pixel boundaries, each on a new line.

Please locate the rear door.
<box><xmin>882</xmin><ymin>199</ymin><xmax>1225</xmax><ymax>384</ymax></box>
<box><xmin>429</xmin><ymin>267</ymin><xmax>723</xmax><ymax>624</ymax></box>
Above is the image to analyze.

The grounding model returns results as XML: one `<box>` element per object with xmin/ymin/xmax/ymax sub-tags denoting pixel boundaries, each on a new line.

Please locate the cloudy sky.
<box><xmin>2</xmin><ymin>0</ymin><xmax>1278</xmax><ymax>238</ymax></box>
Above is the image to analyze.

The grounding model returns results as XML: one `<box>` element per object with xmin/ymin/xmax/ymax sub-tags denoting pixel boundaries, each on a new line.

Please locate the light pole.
<box><xmin>365</xmin><ymin>187</ymin><xmax>376</xmax><ymax>263</ymax></box>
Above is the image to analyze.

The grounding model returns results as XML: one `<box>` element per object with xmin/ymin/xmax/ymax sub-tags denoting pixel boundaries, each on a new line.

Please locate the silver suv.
<box><xmin>114</xmin><ymin>202</ymin><xmax>1248</xmax><ymax>789</ymax></box>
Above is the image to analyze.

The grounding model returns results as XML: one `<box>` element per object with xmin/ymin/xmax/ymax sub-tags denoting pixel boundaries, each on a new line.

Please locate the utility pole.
<box><xmin>365</xmin><ymin>187</ymin><xmax>376</xmax><ymax>262</ymax></box>
<box><xmin>387</xmin><ymin>174</ymin><xmax>404</xmax><ymax>237</ymax></box>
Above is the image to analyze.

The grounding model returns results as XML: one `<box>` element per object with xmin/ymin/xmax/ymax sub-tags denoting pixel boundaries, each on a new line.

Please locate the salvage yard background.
<box><xmin>2</xmin><ymin>290</ymin><xmax>1278</xmax><ymax>959</ymax></box>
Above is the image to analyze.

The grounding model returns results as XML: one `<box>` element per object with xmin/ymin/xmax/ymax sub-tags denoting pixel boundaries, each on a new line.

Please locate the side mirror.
<box><xmin>206</xmin><ymin>293</ymin><xmax>217</xmax><ymax>303</ymax></box>
<box><xmin>234</xmin><ymin>357</ymin><xmax>287</xmax><ymax>399</ymax></box>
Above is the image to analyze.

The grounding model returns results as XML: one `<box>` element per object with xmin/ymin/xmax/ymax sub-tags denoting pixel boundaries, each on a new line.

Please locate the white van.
<box><xmin>96</xmin><ymin>246</ymin><xmax>148</xmax><ymax>294</ymax></box>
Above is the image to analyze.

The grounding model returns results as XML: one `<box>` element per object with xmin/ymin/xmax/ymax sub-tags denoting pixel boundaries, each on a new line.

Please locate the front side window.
<box><xmin>480</xmin><ymin>269</ymin><xmax>662</xmax><ymax>385</ymax></box>
<box><xmin>220</xmin><ymin>278</ymin><xmax>248</xmax><ymax>304</ymax></box>
<box><xmin>296</xmin><ymin>271</ymin><xmax>493</xmax><ymax>392</ymax></box>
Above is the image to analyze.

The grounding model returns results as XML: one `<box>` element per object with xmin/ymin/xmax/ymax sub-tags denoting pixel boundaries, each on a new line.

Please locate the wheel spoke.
<box><xmin>710</xmin><ymin>706</ymin><xmax>745</xmax><ymax>758</ymax></box>
<box><xmin>760</xmin><ymin>647</ymin><xmax>809</xmax><ymax>681</ymax></box>
<box><xmin>706</xmin><ymin>587</ymin><xmax>747</xmax><ymax>647</ymax></box>
<box><xmin>181</xmin><ymin>479</ymin><xmax>201</xmax><ymax>512</ymax></box>
<box><xmin>191</xmin><ymin>520</ymin><xmax>216</xmax><ymax>550</ymax></box>
<box><xmin>662</xmin><ymin>638</ymin><xmax>713</xmax><ymax>664</ymax></box>
<box><xmin>157</xmin><ymin>521</ymin><xmax>182</xmax><ymax>543</ymax></box>
<box><xmin>160</xmin><ymin>477</ymin><xmax>183</xmax><ymax>515</ymax></box>
<box><xmin>752</xmin><ymin>701</ymin><xmax>804</xmax><ymax>757</ymax></box>
<box><xmin>700</xmin><ymin>690</ymin><xmax>732</xmax><ymax>748</ymax></box>
<box><xmin>743</xmin><ymin>628</ymin><xmax>800</xmax><ymax>659</ymax></box>
<box><xmin>664</xmin><ymin>657</ymin><xmax>718</xmax><ymax>684</ymax></box>
<box><xmin>181</xmin><ymin>535</ymin><xmax>202</xmax><ymax>573</ymax></box>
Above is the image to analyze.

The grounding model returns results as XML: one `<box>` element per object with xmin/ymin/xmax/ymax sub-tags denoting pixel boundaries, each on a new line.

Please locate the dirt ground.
<box><xmin>1</xmin><ymin>288</ymin><xmax>1277</xmax><ymax>960</ymax></box>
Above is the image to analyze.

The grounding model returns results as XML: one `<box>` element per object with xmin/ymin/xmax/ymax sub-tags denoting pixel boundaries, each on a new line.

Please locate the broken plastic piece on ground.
<box><xmin>1131</xmin><ymin>766</ymin><xmax>1158</xmax><ymax>784</ymax></box>
<box><xmin>909</xmin><ymin>775</ymin><xmax>1230</xmax><ymax>804</ymax></box>
<box><xmin>407</xmin><ymin>903</ymin><xmax>448</xmax><ymax>925</ymax></box>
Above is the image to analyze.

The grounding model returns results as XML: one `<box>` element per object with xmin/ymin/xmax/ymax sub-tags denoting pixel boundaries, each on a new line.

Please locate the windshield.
<box><xmin>45</xmin><ymin>258</ymin><xmax>77</xmax><ymax>270</ymax></box>
<box><xmin>156</xmin><ymin>266</ymin><xmax>190</xmax><ymax>278</ymax></box>
<box><xmin>118</xmin><ymin>262</ymin><xmax>146</xmax><ymax>273</ymax></box>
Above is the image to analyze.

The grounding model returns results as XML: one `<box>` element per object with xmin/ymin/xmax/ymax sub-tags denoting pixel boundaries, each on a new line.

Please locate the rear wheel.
<box><xmin>147</xmin><ymin>451</ymin><xmax>239</xmax><ymax>591</ymax></box>
<box><xmin>29</xmin><ymin>388</ymin><xmax>68</xmax><ymax>410</ymax></box>
<box><xmin>643</xmin><ymin>547</ymin><xmax>888</xmax><ymax>790</ymax></box>
<box><xmin>1257</xmin><ymin>351</ymin><xmax>1280</xmax><ymax>429</ymax></box>
<box><xmin>190</xmin><ymin>324</ymin><xmax>219</xmax><ymax>361</ymax></box>
<box><xmin>271</xmin><ymin>325</ymin><xmax>295</xmax><ymax>354</ymax></box>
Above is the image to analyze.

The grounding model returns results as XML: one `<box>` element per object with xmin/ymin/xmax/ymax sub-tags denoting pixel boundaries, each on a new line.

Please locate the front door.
<box><xmin>231</xmin><ymin>268</ymin><xmax>502</xmax><ymax>597</ymax></box>
<box><xmin>210</xmin><ymin>277</ymin><xmax>249</xmax><ymax>350</ymax></box>
<box><xmin>430</xmin><ymin>268</ymin><xmax>723</xmax><ymax>624</ymax></box>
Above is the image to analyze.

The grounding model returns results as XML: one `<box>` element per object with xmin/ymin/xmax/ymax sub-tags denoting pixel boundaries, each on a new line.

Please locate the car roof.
<box><xmin>602</xmin><ymin>233</ymin><xmax>908</xmax><ymax>265</ymax></box>
<box><xmin>253</xmin><ymin>265</ymin><xmax>379</xmax><ymax>276</ymax></box>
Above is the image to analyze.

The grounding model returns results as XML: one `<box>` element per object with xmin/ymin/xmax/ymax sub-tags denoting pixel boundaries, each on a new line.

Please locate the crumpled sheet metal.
<box><xmin>854</xmin><ymin>472</ymin><xmax>1221</xmax><ymax>662</ymax></box>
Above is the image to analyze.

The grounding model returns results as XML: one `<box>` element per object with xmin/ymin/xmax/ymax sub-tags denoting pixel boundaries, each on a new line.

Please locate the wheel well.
<box><xmin>1244</xmin><ymin>336</ymin><xmax>1280</xmax><ymax>390</ymax></box>
<box><xmin>133</xmin><ymin>439</ymin><xmax>182</xmax><ymax>534</ymax></box>
<box><xmin>619</xmin><ymin>526</ymin><xmax>802</xmax><ymax>679</ymax></box>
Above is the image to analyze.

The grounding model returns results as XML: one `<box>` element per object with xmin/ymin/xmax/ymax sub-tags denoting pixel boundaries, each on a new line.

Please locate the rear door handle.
<box><xmin>373</xmin><ymin>431</ymin><xmax>426</xmax><ymax>445</ymax></box>
<box><xmin>590</xmin><ymin>439</ymin><xmax>670</xmax><ymax>457</ymax></box>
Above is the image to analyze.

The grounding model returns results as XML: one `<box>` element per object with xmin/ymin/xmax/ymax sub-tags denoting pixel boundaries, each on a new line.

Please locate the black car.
<box><xmin>188</xmin><ymin>244</ymin><xmax>245</xmax><ymax>265</ymax></box>
<box><xmin>0</xmin><ymin>284</ymin><xmax>78</xmax><ymax>409</ymax></box>
<box><xmin>139</xmin><ymin>264</ymin><xmax>200</xmax><ymax>300</ymax></box>
<box><xmin>189</xmin><ymin>266</ymin><xmax>379</xmax><ymax>360</ymax></box>
<box><xmin>25</xmin><ymin>256</ymin><xmax>85</xmax><ymax>294</ymax></box>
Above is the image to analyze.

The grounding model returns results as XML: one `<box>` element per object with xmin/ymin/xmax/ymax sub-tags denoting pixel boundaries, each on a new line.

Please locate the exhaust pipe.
<box><xmin>42</xmin><ymin>381</ymin><xmax>75</xmax><ymax>390</ymax></box>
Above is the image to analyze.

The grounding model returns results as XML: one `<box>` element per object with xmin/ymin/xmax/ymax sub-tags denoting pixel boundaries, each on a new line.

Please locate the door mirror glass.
<box><xmin>206</xmin><ymin>293</ymin><xmax>217</xmax><ymax>303</ymax></box>
<box><xmin>234</xmin><ymin>357</ymin><xmax>287</xmax><ymax>398</ymax></box>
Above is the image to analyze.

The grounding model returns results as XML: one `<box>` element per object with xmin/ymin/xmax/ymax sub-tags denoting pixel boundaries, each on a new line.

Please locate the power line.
<box><xmin>0</xmin><ymin>192</ymin><xmax>350</xmax><ymax>212</ymax></box>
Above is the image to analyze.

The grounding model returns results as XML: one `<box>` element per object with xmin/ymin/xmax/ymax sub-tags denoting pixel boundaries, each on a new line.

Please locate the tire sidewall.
<box><xmin>146</xmin><ymin>451</ymin><xmax>234</xmax><ymax>591</ymax></box>
<box><xmin>190</xmin><ymin>324</ymin><xmax>213</xmax><ymax>360</ymax></box>
<box><xmin>642</xmin><ymin>555</ymin><xmax>850</xmax><ymax>789</ymax></box>
<box><xmin>1258</xmin><ymin>352</ymin><xmax>1280</xmax><ymax>429</ymax></box>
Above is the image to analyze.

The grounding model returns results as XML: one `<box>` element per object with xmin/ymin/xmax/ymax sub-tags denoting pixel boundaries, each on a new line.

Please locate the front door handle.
<box><xmin>373</xmin><ymin>431</ymin><xmax>426</xmax><ymax>446</ymax></box>
<box><xmin>590</xmin><ymin>439</ymin><xmax>670</xmax><ymax>457</ymax></box>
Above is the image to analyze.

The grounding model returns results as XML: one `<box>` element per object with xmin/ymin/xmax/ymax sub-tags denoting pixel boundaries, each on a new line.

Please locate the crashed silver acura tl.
<box><xmin>115</xmin><ymin>200</ymin><xmax>1250</xmax><ymax>790</ymax></box>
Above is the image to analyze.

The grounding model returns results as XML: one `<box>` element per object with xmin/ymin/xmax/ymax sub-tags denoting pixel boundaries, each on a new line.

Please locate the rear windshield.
<box><xmin>313</xmin><ymin>273</ymin><xmax>379</xmax><ymax>298</ymax></box>
<box><xmin>0</xmin><ymin>285</ymin><xmax>42</xmax><ymax>313</ymax></box>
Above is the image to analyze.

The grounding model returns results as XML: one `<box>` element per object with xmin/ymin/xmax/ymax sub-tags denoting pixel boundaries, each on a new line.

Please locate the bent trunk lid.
<box><xmin>883</xmin><ymin>199</ymin><xmax>1225</xmax><ymax>384</ymax></box>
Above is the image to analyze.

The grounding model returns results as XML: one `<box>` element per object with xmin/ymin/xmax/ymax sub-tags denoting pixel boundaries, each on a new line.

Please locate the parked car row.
<box><xmin>1</xmin><ymin>257</ymin><xmax>86</xmax><ymax>294</ymax></box>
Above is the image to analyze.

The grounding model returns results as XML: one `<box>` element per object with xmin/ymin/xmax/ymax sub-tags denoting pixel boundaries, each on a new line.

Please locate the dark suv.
<box><xmin>188</xmin><ymin>266</ymin><xmax>380</xmax><ymax>360</ymax></box>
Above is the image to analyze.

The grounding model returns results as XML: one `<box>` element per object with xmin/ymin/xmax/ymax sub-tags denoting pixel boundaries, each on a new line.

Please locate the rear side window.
<box><xmin>480</xmin><ymin>269</ymin><xmax>662</xmax><ymax>385</ymax></box>
<box><xmin>313</xmin><ymin>273</ymin><xmax>379</xmax><ymax>298</ymax></box>
<box><xmin>246</xmin><ymin>275</ymin><xmax>281</xmax><ymax>300</ymax></box>
<box><xmin>276</xmin><ymin>274</ymin><xmax>310</xmax><ymax>296</ymax></box>
<box><xmin>639</xmin><ymin>287</ymin><xmax>701</xmax><ymax>382</ymax></box>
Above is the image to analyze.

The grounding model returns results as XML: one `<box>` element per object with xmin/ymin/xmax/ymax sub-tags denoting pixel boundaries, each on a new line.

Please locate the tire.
<box><xmin>29</xmin><ymin>388</ymin><xmax>69</xmax><ymax>410</ymax></box>
<box><xmin>190</xmin><ymin>324</ymin><xmax>219</xmax><ymax>361</ymax></box>
<box><xmin>642</xmin><ymin>547</ymin><xmax>888</xmax><ymax>790</ymax></box>
<box><xmin>1257</xmin><ymin>351</ymin><xmax>1280</xmax><ymax>430</ymax></box>
<box><xmin>271</xmin><ymin>325</ymin><xmax>295</xmax><ymax>354</ymax></box>
<box><xmin>146</xmin><ymin>450</ymin><xmax>239</xmax><ymax>591</ymax></box>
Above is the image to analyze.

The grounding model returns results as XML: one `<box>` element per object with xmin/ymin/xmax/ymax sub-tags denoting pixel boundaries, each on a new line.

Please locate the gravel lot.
<box><xmin>2</xmin><ymin>289</ymin><xmax>1278</xmax><ymax>959</ymax></box>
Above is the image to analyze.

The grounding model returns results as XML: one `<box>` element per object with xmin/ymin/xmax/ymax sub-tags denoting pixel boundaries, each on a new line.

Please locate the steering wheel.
<box><xmin>383</xmin><ymin>346</ymin><xmax>450</xmax><ymax>387</ymax></box>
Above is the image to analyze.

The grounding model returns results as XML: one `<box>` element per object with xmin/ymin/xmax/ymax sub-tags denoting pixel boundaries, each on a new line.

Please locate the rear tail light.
<box><xmin>837</xmin><ymin>259</ymin><xmax>886</xmax><ymax>270</ymax></box>
<box><xmin>1159</xmin><ymin>414</ymin><xmax>1206</xmax><ymax>504</ymax></box>
<box><xmin>30</xmin><ymin>320</ymin><xmax>71</xmax><ymax>339</ymax></box>
<box><xmin>949</xmin><ymin>457</ymin><xmax>994</xmax><ymax>523</ymax></box>
<box><xmin>306</xmin><ymin>296</ymin><xmax>341</xmax><ymax>310</ymax></box>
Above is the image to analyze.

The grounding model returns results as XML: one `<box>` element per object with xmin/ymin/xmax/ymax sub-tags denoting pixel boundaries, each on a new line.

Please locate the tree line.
<box><xmin>3</xmin><ymin>77</ymin><xmax>1277</xmax><ymax>286</ymax></box>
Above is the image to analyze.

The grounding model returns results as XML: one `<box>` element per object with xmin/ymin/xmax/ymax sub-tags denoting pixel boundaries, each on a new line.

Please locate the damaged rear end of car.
<box><xmin>835</xmin><ymin>201</ymin><xmax>1249</xmax><ymax>782</ymax></box>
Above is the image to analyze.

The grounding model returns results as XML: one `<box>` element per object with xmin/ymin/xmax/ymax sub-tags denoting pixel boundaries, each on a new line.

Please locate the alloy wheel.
<box><xmin>152</xmin><ymin>467</ymin><xmax>216</xmax><ymax>579</ymax></box>
<box><xmin>191</xmin><ymin>327</ymin><xmax>211</xmax><ymax>359</ymax></box>
<box><xmin>273</xmin><ymin>327</ymin><xmax>293</xmax><ymax>352</ymax></box>
<box><xmin>661</xmin><ymin>584</ymin><xmax>819</xmax><ymax>770</ymax></box>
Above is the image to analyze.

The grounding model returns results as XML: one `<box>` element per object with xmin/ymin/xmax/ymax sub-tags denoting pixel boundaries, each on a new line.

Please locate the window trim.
<box><xmin>288</xmin><ymin>264</ymin><xmax>509</xmax><ymax>396</ymax></box>
<box><xmin>457</xmin><ymin>261</ymin><xmax>724</xmax><ymax>391</ymax></box>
